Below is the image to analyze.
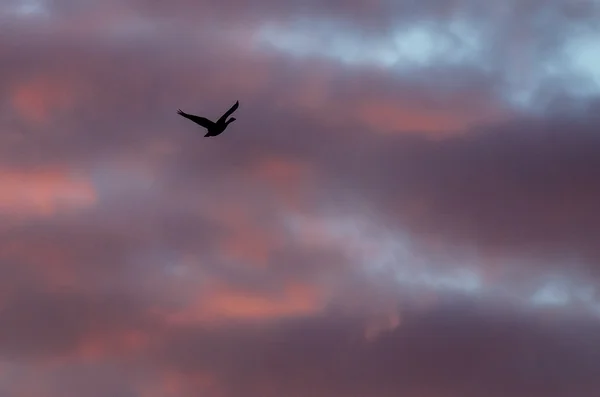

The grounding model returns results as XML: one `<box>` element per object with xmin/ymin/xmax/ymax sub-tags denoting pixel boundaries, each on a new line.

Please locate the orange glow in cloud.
<box><xmin>212</xmin><ymin>201</ymin><xmax>283</xmax><ymax>268</ymax></box>
<box><xmin>356</xmin><ymin>99</ymin><xmax>491</xmax><ymax>134</ymax></box>
<box><xmin>202</xmin><ymin>157</ymin><xmax>313</xmax><ymax>269</ymax></box>
<box><xmin>220</xmin><ymin>230</ymin><xmax>275</xmax><ymax>268</ymax></box>
<box><xmin>206</xmin><ymin>283</ymin><xmax>319</xmax><ymax>319</ymax></box>
<box><xmin>0</xmin><ymin>169</ymin><xmax>96</xmax><ymax>216</ymax></box>
<box><xmin>11</xmin><ymin>76</ymin><xmax>79</xmax><ymax>124</ymax></box>
<box><xmin>273</xmin><ymin>65</ymin><xmax>510</xmax><ymax>135</ymax></box>
<box><xmin>166</xmin><ymin>283</ymin><xmax>323</xmax><ymax>325</ymax></box>
<box><xmin>350</xmin><ymin>95</ymin><xmax>508</xmax><ymax>134</ymax></box>
<box><xmin>251</xmin><ymin>156</ymin><xmax>313</xmax><ymax>211</ymax></box>
<box><xmin>75</xmin><ymin>329</ymin><xmax>150</xmax><ymax>361</ymax></box>
<box><xmin>254</xmin><ymin>156</ymin><xmax>309</xmax><ymax>183</ymax></box>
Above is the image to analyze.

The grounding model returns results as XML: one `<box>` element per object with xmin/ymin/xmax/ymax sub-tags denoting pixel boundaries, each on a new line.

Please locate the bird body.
<box><xmin>177</xmin><ymin>100</ymin><xmax>239</xmax><ymax>137</ymax></box>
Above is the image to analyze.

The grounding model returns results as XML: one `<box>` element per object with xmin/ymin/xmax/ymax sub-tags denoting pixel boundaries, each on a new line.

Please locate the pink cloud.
<box><xmin>165</xmin><ymin>282</ymin><xmax>324</xmax><ymax>324</ymax></box>
<box><xmin>11</xmin><ymin>76</ymin><xmax>79</xmax><ymax>125</ymax></box>
<box><xmin>0</xmin><ymin>169</ymin><xmax>95</xmax><ymax>216</ymax></box>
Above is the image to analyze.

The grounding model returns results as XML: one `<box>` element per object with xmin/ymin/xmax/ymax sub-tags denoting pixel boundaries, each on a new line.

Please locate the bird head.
<box><xmin>226</xmin><ymin>117</ymin><xmax>236</xmax><ymax>124</ymax></box>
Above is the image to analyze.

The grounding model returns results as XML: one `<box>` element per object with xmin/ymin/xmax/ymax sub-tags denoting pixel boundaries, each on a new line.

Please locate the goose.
<box><xmin>177</xmin><ymin>100</ymin><xmax>239</xmax><ymax>137</ymax></box>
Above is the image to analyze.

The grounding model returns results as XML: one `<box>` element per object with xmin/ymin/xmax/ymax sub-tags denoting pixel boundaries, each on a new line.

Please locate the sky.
<box><xmin>1</xmin><ymin>0</ymin><xmax>600</xmax><ymax>396</ymax></box>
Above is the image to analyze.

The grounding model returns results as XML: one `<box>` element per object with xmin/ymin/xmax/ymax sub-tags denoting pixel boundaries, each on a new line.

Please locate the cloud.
<box><xmin>152</xmin><ymin>298</ymin><xmax>600</xmax><ymax>397</ymax></box>
<box><xmin>0</xmin><ymin>169</ymin><xmax>95</xmax><ymax>217</ymax></box>
<box><xmin>2</xmin><ymin>0</ymin><xmax>600</xmax><ymax>396</ymax></box>
<box><xmin>0</xmin><ymin>288</ymin><xmax>152</xmax><ymax>361</ymax></box>
<box><xmin>10</xmin><ymin>75</ymin><xmax>80</xmax><ymax>125</ymax></box>
<box><xmin>327</xmin><ymin>108</ymin><xmax>600</xmax><ymax>267</ymax></box>
<box><xmin>165</xmin><ymin>282</ymin><xmax>324</xmax><ymax>324</ymax></box>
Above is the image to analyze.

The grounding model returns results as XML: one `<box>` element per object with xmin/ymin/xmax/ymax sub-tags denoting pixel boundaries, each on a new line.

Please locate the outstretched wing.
<box><xmin>216</xmin><ymin>100</ymin><xmax>239</xmax><ymax>124</ymax></box>
<box><xmin>177</xmin><ymin>109</ymin><xmax>215</xmax><ymax>129</ymax></box>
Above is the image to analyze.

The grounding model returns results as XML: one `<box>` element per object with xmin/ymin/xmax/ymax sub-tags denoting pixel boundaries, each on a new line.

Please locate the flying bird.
<box><xmin>177</xmin><ymin>100</ymin><xmax>239</xmax><ymax>137</ymax></box>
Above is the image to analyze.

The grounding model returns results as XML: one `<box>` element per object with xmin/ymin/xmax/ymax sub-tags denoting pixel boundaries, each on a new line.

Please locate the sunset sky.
<box><xmin>2</xmin><ymin>0</ymin><xmax>600</xmax><ymax>396</ymax></box>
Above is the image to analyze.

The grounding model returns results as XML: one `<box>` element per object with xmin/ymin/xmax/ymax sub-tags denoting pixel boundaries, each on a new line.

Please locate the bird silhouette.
<box><xmin>177</xmin><ymin>100</ymin><xmax>239</xmax><ymax>137</ymax></box>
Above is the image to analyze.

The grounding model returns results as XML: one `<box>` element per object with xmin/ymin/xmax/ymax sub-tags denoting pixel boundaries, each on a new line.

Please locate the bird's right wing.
<box><xmin>177</xmin><ymin>109</ymin><xmax>215</xmax><ymax>129</ymax></box>
<box><xmin>216</xmin><ymin>100</ymin><xmax>239</xmax><ymax>124</ymax></box>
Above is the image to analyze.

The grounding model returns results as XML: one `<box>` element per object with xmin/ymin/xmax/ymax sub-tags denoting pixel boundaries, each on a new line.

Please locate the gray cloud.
<box><xmin>152</xmin><ymin>298</ymin><xmax>600</xmax><ymax>397</ymax></box>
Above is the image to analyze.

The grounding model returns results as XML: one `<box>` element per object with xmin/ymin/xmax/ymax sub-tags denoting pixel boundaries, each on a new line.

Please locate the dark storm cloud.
<box><xmin>152</xmin><ymin>297</ymin><xmax>600</xmax><ymax>397</ymax></box>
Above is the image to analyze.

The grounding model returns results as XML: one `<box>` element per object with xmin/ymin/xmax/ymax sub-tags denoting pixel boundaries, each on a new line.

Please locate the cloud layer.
<box><xmin>2</xmin><ymin>0</ymin><xmax>600</xmax><ymax>396</ymax></box>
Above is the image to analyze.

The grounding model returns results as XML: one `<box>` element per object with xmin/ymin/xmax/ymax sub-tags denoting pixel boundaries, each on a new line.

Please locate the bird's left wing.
<box><xmin>177</xmin><ymin>109</ymin><xmax>215</xmax><ymax>129</ymax></box>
